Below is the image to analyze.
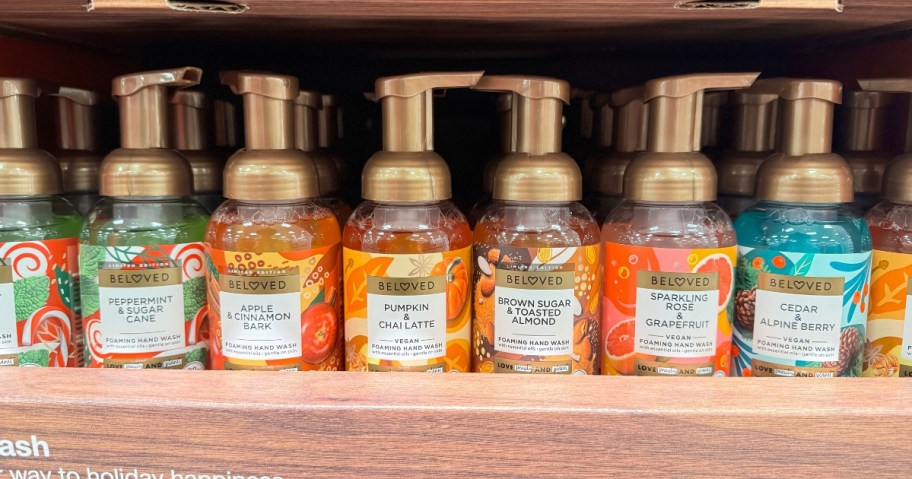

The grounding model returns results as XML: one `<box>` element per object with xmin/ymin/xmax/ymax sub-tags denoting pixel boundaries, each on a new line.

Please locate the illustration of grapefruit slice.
<box><xmin>693</xmin><ymin>253</ymin><xmax>734</xmax><ymax>312</ymax></box>
<box><xmin>605</xmin><ymin>318</ymin><xmax>636</xmax><ymax>375</ymax></box>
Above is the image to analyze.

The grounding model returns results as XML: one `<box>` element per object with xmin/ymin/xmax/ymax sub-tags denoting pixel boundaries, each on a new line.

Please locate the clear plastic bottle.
<box><xmin>732</xmin><ymin>79</ymin><xmax>872</xmax><ymax>378</ymax></box>
<box><xmin>80</xmin><ymin>67</ymin><xmax>211</xmax><ymax>370</ymax></box>
<box><xmin>472</xmin><ymin>75</ymin><xmax>601</xmax><ymax>375</ymax></box>
<box><xmin>206</xmin><ymin>71</ymin><xmax>343</xmax><ymax>372</ymax></box>
<box><xmin>0</xmin><ymin>77</ymin><xmax>83</xmax><ymax>369</ymax></box>
<box><xmin>602</xmin><ymin>73</ymin><xmax>755</xmax><ymax>377</ymax></box>
<box><xmin>343</xmin><ymin>72</ymin><xmax>479</xmax><ymax>373</ymax></box>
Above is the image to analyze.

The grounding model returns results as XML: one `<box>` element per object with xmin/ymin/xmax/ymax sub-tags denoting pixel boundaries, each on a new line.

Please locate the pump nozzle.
<box><xmin>472</xmin><ymin>75</ymin><xmax>580</xmax><ymax>202</ymax></box>
<box><xmin>220</xmin><ymin>71</ymin><xmax>320</xmax><ymax>201</ymax></box>
<box><xmin>294</xmin><ymin>90</ymin><xmax>322</xmax><ymax>152</ymax></box>
<box><xmin>859</xmin><ymin>78</ymin><xmax>912</xmax><ymax>203</ymax></box>
<box><xmin>48</xmin><ymin>86</ymin><xmax>100</xmax><ymax>153</ymax></box>
<box><xmin>643</xmin><ymin>72</ymin><xmax>759</xmax><ymax>153</ymax></box>
<box><xmin>0</xmin><ymin>78</ymin><xmax>61</xmax><ymax>196</ymax></box>
<box><xmin>113</xmin><ymin>67</ymin><xmax>202</xmax><ymax>150</ymax></box>
<box><xmin>590</xmin><ymin>93</ymin><xmax>613</xmax><ymax>149</ymax></box>
<box><xmin>376</xmin><ymin>71</ymin><xmax>482</xmax><ymax>152</ymax></box>
<box><xmin>101</xmin><ymin>67</ymin><xmax>202</xmax><ymax>198</ymax></box>
<box><xmin>749</xmin><ymin>78</ymin><xmax>851</xmax><ymax>204</ymax></box>
<box><xmin>361</xmin><ymin>72</ymin><xmax>481</xmax><ymax>203</ymax></box>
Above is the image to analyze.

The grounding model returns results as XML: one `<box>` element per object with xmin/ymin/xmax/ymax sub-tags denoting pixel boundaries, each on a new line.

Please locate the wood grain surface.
<box><xmin>0</xmin><ymin>0</ymin><xmax>911</xmax><ymax>48</ymax></box>
<box><xmin>0</xmin><ymin>369</ymin><xmax>909</xmax><ymax>477</ymax></box>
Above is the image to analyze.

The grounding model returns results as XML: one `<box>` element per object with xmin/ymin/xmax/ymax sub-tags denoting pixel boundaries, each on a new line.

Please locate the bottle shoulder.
<box><xmin>602</xmin><ymin>201</ymin><xmax>735</xmax><ymax>249</ymax></box>
<box><xmin>81</xmin><ymin>197</ymin><xmax>209</xmax><ymax>246</ymax></box>
<box><xmin>206</xmin><ymin>199</ymin><xmax>341</xmax><ymax>252</ymax></box>
<box><xmin>343</xmin><ymin>200</ymin><xmax>471</xmax><ymax>253</ymax></box>
<box><xmin>0</xmin><ymin>196</ymin><xmax>82</xmax><ymax>241</ymax></box>
<box><xmin>735</xmin><ymin>202</ymin><xmax>871</xmax><ymax>253</ymax></box>
<box><xmin>474</xmin><ymin>201</ymin><xmax>600</xmax><ymax>248</ymax></box>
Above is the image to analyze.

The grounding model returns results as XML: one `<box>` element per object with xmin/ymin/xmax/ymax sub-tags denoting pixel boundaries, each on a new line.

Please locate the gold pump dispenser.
<box><xmin>624</xmin><ymin>73</ymin><xmax>759</xmax><ymax>202</ymax></box>
<box><xmin>581</xmin><ymin>92</ymin><xmax>613</xmax><ymax>183</ymax></box>
<box><xmin>0</xmin><ymin>78</ymin><xmax>61</xmax><ymax>196</ymax></box>
<box><xmin>751</xmin><ymin>78</ymin><xmax>851</xmax><ymax>204</ymax></box>
<box><xmin>717</xmin><ymin>89</ymin><xmax>779</xmax><ymax>199</ymax></box>
<box><xmin>103</xmin><ymin>67</ymin><xmax>202</xmax><ymax>197</ymax></box>
<box><xmin>316</xmin><ymin>94</ymin><xmax>347</xmax><ymax>184</ymax></box>
<box><xmin>220</xmin><ymin>71</ymin><xmax>319</xmax><ymax>201</ymax></box>
<box><xmin>170</xmin><ymin>90</ymin><xmax>224</xmax><ymax>196</ymax></box>
<box><xmin>295</xmin><ymin>90</ymin><xmax>340</xmax><ymax>194</ymax></box>
<box><xmin>482</xmin><ymin>93</ymin><xmax>515</xmax><ymax>195</ymax></box>
<box><xmin>49</xmin><ymin>86</ymin><xmax>101</xmax><ymax>195</ymax></box>
<box><xmin>592</xmin><ymin>85</ymin><xmax>648</xmax><ymax>199</ymax></box>
<box><xmin>472</xmin><ymin>75</ymin><xmax>578</xmax><ymax>202</ymax></box>
<box><xmin>838</xmin><ymin>90</ymin><xmax>893</xmax><ymax>202</ymax></box>
<box><xmin>362</xmin><ymin>71</ymin><xmax>483</xmax><ymax>202</ymax></box>
<box><xmin>213</xmin><ymin>98</ymin><xmax>240</xmax><ymax>153</ymax></box>
<box><xmin>858</xmin><ymin>78</ymin><xmax>912</xmax><ymax>204</ymax></box>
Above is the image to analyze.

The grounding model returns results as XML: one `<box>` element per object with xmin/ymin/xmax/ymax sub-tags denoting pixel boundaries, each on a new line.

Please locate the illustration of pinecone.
<box><xmin>734</xmin><ymin>288</ymin><xmax>756</xmax><ymax>332</ymax></box>
<box><xmin>822</xmin><ymin>327</ymin><xmax>862</xmax><ymax>376</ymax></box>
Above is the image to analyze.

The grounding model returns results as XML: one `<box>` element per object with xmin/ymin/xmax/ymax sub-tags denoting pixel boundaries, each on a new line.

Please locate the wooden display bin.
<box><xmin>1</xmin><ymin>1</ymin><xmax>912</xmax><ymax>476</ymax></box>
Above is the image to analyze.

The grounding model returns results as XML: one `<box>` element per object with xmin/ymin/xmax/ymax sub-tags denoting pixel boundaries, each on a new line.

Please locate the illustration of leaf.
<box><xmin>54</xmin><ymin>265</ymin><xmax>73</xmax><ymax>311</ymax></box>
<box><xmin>345</xmin><ymin>257</ymin><xmax>394</xmax><ymax>313</ymax></box>
<box><xmin>793</xmin><ymin>254</ymin><xmax>813</xmax><ymax>277</ymax></box>
<box><xmin>831</xmin><ymin>259</ymin><xmax>870</xmax><ymax>273</ymax></box>
<box><xmin>109</xmin><ymin>246</ymin><xmax>137</xmax><ymax>264</ymax></box>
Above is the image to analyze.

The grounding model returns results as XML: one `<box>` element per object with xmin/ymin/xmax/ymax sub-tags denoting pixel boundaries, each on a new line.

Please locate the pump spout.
<box><xmin>376</xmin><ymin>71</ymin><xmax>483</xmax><ymax>152</ymax></box>
<box><xmin>113</xmin><ymin>67</ymin><xmax>202</xmax><ymax>149</ymax></box>
<box><xmin>643</xmin><ymin>72</ymin><xmax>759</xmax><ymax>153</ymax></box>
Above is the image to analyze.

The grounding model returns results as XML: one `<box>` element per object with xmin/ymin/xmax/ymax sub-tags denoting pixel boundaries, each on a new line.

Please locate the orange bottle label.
<box><xmin>343</xmin><ymin>246</ymin><xmax>472</xmax><ymax>372</ymax></box>
<box><xmin>472</xmin><ymin>244</ymin><xmax>601</xmax><ymax>375</ymax></box>
<box><xmin>864</xmin><ymin>249</ymin><xmax>912</xmax><ymax>377</ymax></box>
<box><xmin>0</xmin><ymin>238</ymin><xmax>80</xmax><ymax>367</ymax></box>
<box><xmin>603</xmin><ymin>242</ymin><xmax>735</xmax><ymax>376</ymax></box>
<box><xmin>206</xmin><ymin>244</ymin><xmax>343</xmax><ymax>371</ymax></box>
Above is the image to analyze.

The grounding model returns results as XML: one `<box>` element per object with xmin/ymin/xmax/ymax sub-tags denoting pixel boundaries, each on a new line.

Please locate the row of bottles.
<box><xmin>2</xmin><ymin>68</ymin><xmax>911</xmax><ymax>378</ymax></box>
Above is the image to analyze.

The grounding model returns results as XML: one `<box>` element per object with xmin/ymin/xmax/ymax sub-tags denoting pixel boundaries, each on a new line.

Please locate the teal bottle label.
<box><xmin>732</xmin><ymin>247</ymin><xmax>871</xmax><ymax>377</ymax></box>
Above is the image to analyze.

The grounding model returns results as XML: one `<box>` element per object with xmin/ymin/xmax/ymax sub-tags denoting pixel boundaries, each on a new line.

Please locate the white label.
<box><xmin>0</xmin><ymin>282</ymin><xmax>16</xmax><ymax>350</ymax></box>
<box><xmin>494</xmin><ymin>287</ymin><xmax>574</xmax><ymax>356</ymax></box>
<box><xmin>367</xmin><ymin>288</ymin><xmax>446</xmax><ymax>361</ymax></box>
<box><xmin>634</xmin><ymin>287</ymin><xmax>718</xmax><ymax>358</ymax></box>
<box><xmin>99</xmin><ymin>284</ymin><xmax>185</xmax><ymax>354</ymax></box>
<box><xmin>753</xmin><ymin>289</ymin><xmax>841</xmax><ymax>362</ymax></box>
<box><xmin>902</xmin><ymin>288</ymin><xmax>912</xmax><ymax>361</ymax></box>
<box><xmin>220</xmin><ymin>291</ymin><xmax>302</xmax><ymax>361</ymax></box>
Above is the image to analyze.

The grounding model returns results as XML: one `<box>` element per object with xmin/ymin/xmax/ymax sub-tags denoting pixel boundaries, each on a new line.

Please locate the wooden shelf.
<box><xmin>1</xmin><ymin>1</ymin><xmax>911</xmax><ymax>48</ymax></box>
<box><xmin>1</xmin><ymin>369</ymin><xmax>910</xmax><ymax>476</ymax></box>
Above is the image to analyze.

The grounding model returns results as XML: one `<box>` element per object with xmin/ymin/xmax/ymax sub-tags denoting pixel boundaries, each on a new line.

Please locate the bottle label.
<box><xmin>474</xmin><ymin>245</ymin><xmax>601</xmax><ymax>375</ymax></box>
<box><xmin>80</xmin><ymin>243</ymin><xmax>209</xmax><ymax>369</ymax></box>
<box><xmin>0</xmin><ymin>239</ymin><xmax>80</xmax><ymax>368</ymax></box>
<box><xmin>862</xmin><ymin>249</ymin><xmax>912</xmax><ymax>377</ymax></box>
<box><xmin>343</xmin><ymin>246</ymin><xmax>472</xmax><ymax>372</ymax></box>
<box><xmin>732</xmin><ymin>248</ymin><xmax>871</xmax><ymax>377</ymax></box>
<box><xmin>603</xmin><ymin>243</ymin><xmax>735</xmax><ymax>377</ymax></box>
<box><xmin>207</xmin><ymin>245</ymin><xmax>342</xmax><ymax>371</ymax></box>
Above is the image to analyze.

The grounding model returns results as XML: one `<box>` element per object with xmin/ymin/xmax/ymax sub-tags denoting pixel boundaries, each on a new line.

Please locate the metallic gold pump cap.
<box><xmin>366</xmin><ymin>72</ymin><xmax>482</xmax><ymax>202</ymax></box>
<box><xmin>626</xmin><ymin>73</ymin><xmax>758</xmax><ymax>202</ymax></box>
<box><xmin>50</xmin><ymin>86</ymin><xmax>100</xmax><ymax>153</ymax></box>
<box><xmin>0</xmin><ymin>149</ymin><xmax>62</xmax><ymax>196</ymax></box>
<box><xmin>749</xmin><ymin>78</ymin><xmax>849</xmax><ymax>203</ymax></box>
<box><xmin>104</xmin><ymin>67</ymin><xmax>202</xmax><ymax>197</ymax></box>
<box><xmin>844</xmin><ymin>150</ymin><xmax>892</xmax><ymax>194</ymax></box>
<box><xmin>182</xmin><ymin>150</ymin><xmax>223</xmax><ymax>193</ymax></box>
<box><xmin>624</xmin><ymin>152</ymin><xmax>717</xmax><ymax>202</ymax></box>
<box><xmin>609</xmin><ymin>85</ymin><xmax>648</xmax><ymax>154</ymax></box>
<box><xmin>716</xmin><ymin>150</ymin><xmax>769</xmax><ymax>197</ymax></box>
<box><xmin>361</xmin><ymin>150</ymin><xmax>451</xmax><ymax>201</ymax></box>
<box><xmin>57</xmin><ymin>151</ymin><xmax>102</xmax><ymax>193</ymax></box>
<box><xmin>472</xmin><ymin>75</ymin><xmax>577</xmax><ymax>201</ymax></box>
<box><xmin>591</xmin><ymin>92</ymin><xmax>613</xmax><ymax>148</ymax></box>
<box><xmin>221</xmin><ymin>71</ymin><xmax>319</xmax><ymax>201</ymax></box>
<box><xmin>882</xmin><ymin>153</ymin><xmax>912</xmax><ymax>203</ymax></box>
<box><xmin>755</xmin><ymin>153</ymin><xmax>853</xmax><ymax>203</ymax></box>
<box><xmin>0</xmin><ymin>78</ymin><xmax>62</xmax><ymax>196</ymax></box>
<box><xmin>701</xmin><ymin>91</ymin><xmax>728</xmax><ymax>149</ymax></box>
<box><xmin>592</xmin><ymin>151</ymin><xmax>637</xmax><ymax>197</ymax></box>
